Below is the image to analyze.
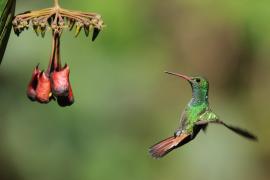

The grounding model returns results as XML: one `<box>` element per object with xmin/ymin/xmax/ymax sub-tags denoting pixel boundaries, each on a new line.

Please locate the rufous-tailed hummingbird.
<box><xmin>149</xmin><ymin>71</ymin><xmax>257</xmax><ymax>158</ymax></box>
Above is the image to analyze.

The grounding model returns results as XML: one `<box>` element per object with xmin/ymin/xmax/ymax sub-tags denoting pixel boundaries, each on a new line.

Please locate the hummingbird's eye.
<box><xmin>195</xmin><ymin>78</ymin><xmax>201</xmax><ymax>83</ymax></box>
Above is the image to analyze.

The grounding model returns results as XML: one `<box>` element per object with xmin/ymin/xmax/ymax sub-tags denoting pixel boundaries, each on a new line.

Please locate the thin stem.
<box><xmin>53</xmin><ymin>31</ymin><xmax>61</xmax><ymax>71</ymax></box>
<box><xmin>54</xmin><ymin>0</ymin><xmax>59</xmax><ymax>7</ymax></box>
<box><xmin>46</xmin><ymin>31</ymin><xmax>61</xmax><ymax>74</ymax></box>
<box><xmin>46</xmin><ymin>38</ymin><xmax>55</xmax><ymax>74</ymax></box>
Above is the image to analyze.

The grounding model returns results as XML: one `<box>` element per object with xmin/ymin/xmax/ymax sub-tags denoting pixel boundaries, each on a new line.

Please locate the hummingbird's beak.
<box><xmin>164</xmin><ymin>71</ymin><xmax>193</xmax><ymax>82</ymax></box>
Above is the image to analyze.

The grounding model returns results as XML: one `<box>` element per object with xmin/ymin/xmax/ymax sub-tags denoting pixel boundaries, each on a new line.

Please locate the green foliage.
<box><xmin>0</xmin><ymin>0</ymin><xmax>15</xmax><ymax>64</ymax></box>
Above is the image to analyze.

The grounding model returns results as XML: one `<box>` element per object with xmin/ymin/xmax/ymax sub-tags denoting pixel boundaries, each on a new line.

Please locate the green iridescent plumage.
<box><xmin>149</xmin><ymin>71</ymin><xmax>257</xmax><ymax>158</ymax></box>
<box><xmin>178</xmin><ymin>75</ymin><xmax>218</xmax><ymax>133</ymax></box>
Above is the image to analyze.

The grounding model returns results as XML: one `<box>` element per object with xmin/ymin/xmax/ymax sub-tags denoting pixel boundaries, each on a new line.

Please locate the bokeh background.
<box><xmin>0</xmin><ymin>0</ymin><xmax>270</xmax><ymax>179</ymax></box>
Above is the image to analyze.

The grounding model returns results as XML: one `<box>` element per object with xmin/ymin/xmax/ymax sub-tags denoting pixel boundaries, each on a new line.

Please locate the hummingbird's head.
<box><xmin>189</xmin><ymin>76</ymin><xmax>209</xmax><ymax>91</ymax></box>
<box><xmin>165</xmin><ymin>71</ymin><xmax>209</xmax><ymax>105</ymax></box>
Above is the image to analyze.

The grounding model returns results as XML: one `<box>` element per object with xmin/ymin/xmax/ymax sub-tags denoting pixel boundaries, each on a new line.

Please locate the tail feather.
<box><xmin>149</xmin><ymin>133</ymin><xmax>190</xmax><ymax>158</ymax></box>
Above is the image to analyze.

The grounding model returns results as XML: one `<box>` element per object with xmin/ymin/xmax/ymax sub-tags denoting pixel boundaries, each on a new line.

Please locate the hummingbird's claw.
<box><xmin>174</xmin><ymin>130</ymin><xmax>182</xmax><ymax>137</ymax></box>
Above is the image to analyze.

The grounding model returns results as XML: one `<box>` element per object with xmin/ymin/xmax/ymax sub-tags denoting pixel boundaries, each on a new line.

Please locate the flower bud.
<box><xmin>92</xmin><ymin>28</ymin><xmax>100</xmax><ymax>41</ymax></box>
<box><xmin>68</xmin><ymin>19</ymin><xmax>75</xmax><ymax>31</ymax></box>
<box><xmin>75</xmin><ymin>21</ymin><xmax>83</xmax><ymax>37</ymax></box>
<box><xmin>40</xmin><ymin>21</ymin><xmax>47</xmax><ymax>38</ymax></box>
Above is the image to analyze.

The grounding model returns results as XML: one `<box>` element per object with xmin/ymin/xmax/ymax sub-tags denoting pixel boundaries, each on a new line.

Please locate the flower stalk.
<box><xmin>54</xmin><ymin>0</ymin><xmax>59</xmax><ymax>7</ymax></box>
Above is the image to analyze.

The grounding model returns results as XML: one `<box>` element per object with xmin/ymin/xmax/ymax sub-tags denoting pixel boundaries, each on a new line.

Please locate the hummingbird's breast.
<box><xmin>180</xmin><ymin>103</ymin><xmax>208</xmax><ymax>133</ymax></box>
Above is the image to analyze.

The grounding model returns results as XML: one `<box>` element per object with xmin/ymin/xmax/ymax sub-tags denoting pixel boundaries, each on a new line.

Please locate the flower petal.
<box><xmin>27</xmin><ymin>65</ymin><xmax>41</xmax><ymax>101</ymax></box>
<box><xmin>57</xmin><ymin>85</ymin><xmax>74</xmax><ymax>107</ymax></box>
<box><xmin>51</xmin><ymin>64</ymin><xmax>70</xmax><ymax>96</ymax></box>
<box><xmin>36</xmin><ymin>72</ymin><xmax>52</xmax><ymax>103</ymax></box>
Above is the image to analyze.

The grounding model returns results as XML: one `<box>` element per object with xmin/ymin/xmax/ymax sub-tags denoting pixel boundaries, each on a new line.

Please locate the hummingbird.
<box><xmin>149</xmin><ymin>71</ymin><xmax>257</xmax><ymax>158</ymax></box>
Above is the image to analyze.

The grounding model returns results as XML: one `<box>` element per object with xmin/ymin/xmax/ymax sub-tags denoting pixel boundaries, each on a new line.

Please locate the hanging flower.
<box><xmin>26</xmin><ymin>30</ymin><xmax>74</xmax><ymax>107</ymax></box>
<box><xmin>13</xmin><ymin>0</ymin><xmax>104</xmax><ymax>107</ymax></box>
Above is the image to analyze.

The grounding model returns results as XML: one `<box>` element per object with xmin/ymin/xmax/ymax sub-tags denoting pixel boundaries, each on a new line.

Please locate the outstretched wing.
<box><xmin>195</xmin><ymin>119</ymin><xmax>257</xmax><ymax>141</ymax></box>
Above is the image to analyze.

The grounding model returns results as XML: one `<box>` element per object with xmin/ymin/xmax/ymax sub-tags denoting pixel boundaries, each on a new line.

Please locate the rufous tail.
<box><xmin>149</xmin><ymin>133</ymin><xmax>190</xmax><ymax>158</ymax></box>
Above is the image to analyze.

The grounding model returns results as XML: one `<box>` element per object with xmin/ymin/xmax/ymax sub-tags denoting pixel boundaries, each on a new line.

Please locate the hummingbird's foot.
<box><xmin>174</xmin><ymin>129</ymin><xmax>182</xmax><ymax>137</ymax></box>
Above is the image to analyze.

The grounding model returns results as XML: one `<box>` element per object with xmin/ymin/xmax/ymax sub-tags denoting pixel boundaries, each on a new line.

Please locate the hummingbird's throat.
<box><xmin>190</xmin><ymin>88</ymin><xmax>208</xmax><ymax>106</ymax></box>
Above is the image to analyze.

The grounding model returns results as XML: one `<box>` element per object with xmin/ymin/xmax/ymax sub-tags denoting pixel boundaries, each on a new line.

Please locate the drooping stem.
<box><xmin>53</xmin><ymin>31</ymin><xmax>61</xmax><ymax>71</ymax></box>
<box><xmin>56</xmin><ymin>32</ymin><xmax>61</xmax><ymax>70</ymax></box>
<box><xmin>47</xmin><ymin>31</ymin><xmax>61</xmax><ymax>74</ymax></box>
<box><xmin>46</xmin><ymin>32</ymin><xmax>57</xmax><ymax>74</ymax></box>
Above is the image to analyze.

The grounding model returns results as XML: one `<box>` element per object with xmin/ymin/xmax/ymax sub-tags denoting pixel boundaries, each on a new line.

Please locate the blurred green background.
<box><xmin>0</xmin><ymin>0</ymin><xmax>269</xmax><ymax>179</ymax></box>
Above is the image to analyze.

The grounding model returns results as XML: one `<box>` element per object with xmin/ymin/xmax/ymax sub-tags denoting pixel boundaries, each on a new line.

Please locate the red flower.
<box><xmin>51</xmin><ymin>64</ymin><xmax>74</xmax><ymax>107</ymax></box>
<box><xmin>27</xmin><ymin>65</ymin><xmax>41</xmax><ymax>101</ymax></box>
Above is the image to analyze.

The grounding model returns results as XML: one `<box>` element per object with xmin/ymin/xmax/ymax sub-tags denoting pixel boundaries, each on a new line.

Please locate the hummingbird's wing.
<box><xmin>195</xmin><ymin>119</ymin><xmax>257</xmax><ymax>141</ymax></box>
<box><xmin>149</xmin><ymin>133</ymin><xmax>191</xmax><ymax>158</ymax></box>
